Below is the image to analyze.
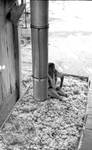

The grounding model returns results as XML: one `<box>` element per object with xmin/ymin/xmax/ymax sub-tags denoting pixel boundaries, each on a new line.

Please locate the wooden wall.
<box><xmin>0</xmin><ymin>0</ymin><xmax>20</xmax><ymax>126</ymax></box>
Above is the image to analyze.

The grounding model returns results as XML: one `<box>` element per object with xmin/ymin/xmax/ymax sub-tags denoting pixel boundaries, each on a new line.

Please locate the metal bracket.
<box><xmin>31</xmin><ymin>24</ymin><xmax>49</xmax><ymax>29</ymax></box>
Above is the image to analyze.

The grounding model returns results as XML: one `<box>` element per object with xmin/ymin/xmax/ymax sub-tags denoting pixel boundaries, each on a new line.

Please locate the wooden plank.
<box><xmin>0</xmin><ymin>0</ymin><xmax>4</xmax><ymax>16</ymax></box>
<box><xmin>0</xmin><ymin>17</ymin><xmax>4</xmax><ymax>28</ymax></box>
<box><xmin>6</xmin><ymin>21</ymin><xmax>16</xmax><ymax>92</ymax></box>
<box><xmin>0</xmin><ymin>76</ymin><xmax>3</xmax><ymax>106</ymax></box>
<box><xmin>13</xmin><ymin>24</ymin><xmax>20</xmax><ymax>100</ymax></box>
<box><xmin>0</xmin><ymin>1</ymin><xmax>20</xmax><ymax>127</ymax></box>
<box><xmin>1</xmin><ymin>25</ymin><xmax>10</xmax><ymax>96</ymax></box>
<box><xmin>63</xmin><ymin>73</ymin><xmax>89</xmax><ymax>82</ymax></box>
<box><xmin>10</xmin><ymin>4</ymin><xmax>25</xmax><ymax>24</ymax></box>
<box><xmin>5</xmin><ymin>0</ymin><xmax>16</xmax><ymax>15</ymax></box>
<box><xmin>0</xmin><ymin>21</ymin><xmax>17</xmax><ymax>126</ymax></box>
<box><xmin>0</xmin><ymin>90</ymin><xmax>17</xmax><ymax>127</ymax></box>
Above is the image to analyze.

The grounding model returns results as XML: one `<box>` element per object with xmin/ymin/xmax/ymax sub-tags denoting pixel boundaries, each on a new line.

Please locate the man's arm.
<box><xmin>55</xmin><ymin>70</ymin><xmax>64</xmax><ymax>88</ymax></box>
<box><xmin>56</xmin><ymin>70</ymin><xmax>63</xmax><ymax>78</ymax></box>
<box><xmin>48</xmin><ymin>74</ymin><xmax>56</xmax><ymax>89</ymax></box>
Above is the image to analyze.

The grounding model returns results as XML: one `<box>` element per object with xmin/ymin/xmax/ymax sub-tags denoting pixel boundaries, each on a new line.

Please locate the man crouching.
<box><xmin>48</xmin><ymin>63</ymin><xmax>67</xmax><ymax>100</ymax></box>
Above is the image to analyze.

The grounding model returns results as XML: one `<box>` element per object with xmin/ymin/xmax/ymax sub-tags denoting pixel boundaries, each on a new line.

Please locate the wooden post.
<box><xmin>0</xmin><ymin>0</ymin><xmax>19</xmax><ymax>126</ymax></box>
<box><xmin>0</xmin><ymin>0</ymin><xmax>24</xmax><ymax>126</ymax></box>
<box><xmin>31</xmin><ymin>0</ymin><xmax>49</xmax><ymax>101</ymax></box>
<box><xmin>13</xmin><ymin>24</ymin><xmax>20</xmax><ymax>100</ymax></box>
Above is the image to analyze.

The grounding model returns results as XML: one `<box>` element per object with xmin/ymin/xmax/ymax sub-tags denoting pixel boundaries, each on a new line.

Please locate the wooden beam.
<box><xmin>10</xmin><ymin>4</ymin><xmax>25</xmax><ymax>24</ymax></box>
<box><xmin>63</xmin><ymin>73</ymin><xmax>89</xmax><ymax>82</ymax></box>
<box><xmin>13</xmin><ymin>24</ymin><xmax>20</xmax><ymax>101</ymax></box>
<box><xmin>6</xmin><ymin>3</ymin><xmax>25</xmax><ymax>24</ymax></box>
<box><xmin>0</xmin><ymin>0</ymin><xmax>20</xmax><ymax>126</ymax></box>
<box><xmin>5</xmin><ymin>0</ymin><xmax>16</xmax><ymax>15</ymax></box>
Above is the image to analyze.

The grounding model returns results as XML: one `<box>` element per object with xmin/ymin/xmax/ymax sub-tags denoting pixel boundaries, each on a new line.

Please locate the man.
<box><xmin>48</xmin><ymin>63</ymin><xmax>67</xmax><ymax>100</ymax></box>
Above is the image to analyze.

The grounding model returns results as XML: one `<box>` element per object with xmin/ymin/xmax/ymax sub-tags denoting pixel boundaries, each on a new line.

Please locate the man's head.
<box><xmin>48</xmin><ymin>63</ymin><xmax>55</xmax><ymax>72</ymax></box>
<box><xmin>48</xmin><ymin>63</ymin><xmax>55</xmax><ymax>78</ymax></box>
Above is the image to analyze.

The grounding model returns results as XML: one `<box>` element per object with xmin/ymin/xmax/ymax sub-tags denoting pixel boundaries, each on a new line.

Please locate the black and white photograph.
<box><xmin>0</xmin><ymin>0</ymin><xmax>91</xmax><ymax>149</ymax></box>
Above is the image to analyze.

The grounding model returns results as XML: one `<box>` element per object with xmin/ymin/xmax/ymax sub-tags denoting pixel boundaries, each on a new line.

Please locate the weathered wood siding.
<box><xmin>0</xmin><ymin>0</ymin><xmax>20</xmax><ymax>126</ymax></box>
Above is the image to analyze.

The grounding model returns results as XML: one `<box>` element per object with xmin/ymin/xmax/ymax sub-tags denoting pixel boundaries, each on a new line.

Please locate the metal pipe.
<box><xmin>31</xmin><ymin>0</ymin><xmax>49</xmax><ymax>101</ymax></box>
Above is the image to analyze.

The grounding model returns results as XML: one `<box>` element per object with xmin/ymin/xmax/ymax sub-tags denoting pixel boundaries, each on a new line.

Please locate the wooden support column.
<box><xmin>6</xmin><ymin>1</ymin><xmax>25</xmax><ymax>98</ymax></box>
<box><xmin>0</xmin><ymin>0</ymin><xmax>25</xmax><ymax>126</ymax></box>
<box><xmin>13</xmin><ymin>24</ymin><xmax>20</xmax><ymax>100</ymax></box>
<box><xmin>31</xmin><ymin>0</ymin><xmax>49</xmax><ymax>101</ymax></box>
<box><xmin>0</xmin><ymin>0</ymin><xmax>19</xmax><ymax>126</ymax></box>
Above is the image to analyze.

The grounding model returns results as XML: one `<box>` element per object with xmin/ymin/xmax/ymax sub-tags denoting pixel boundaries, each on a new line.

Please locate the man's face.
<box><xmin>53</xmin><ymin>66</ymin><xmax>55</xmax><ymax>73</ymax></box>
<box><xmin>52</xmin><ymin>64</ymin><xmax>55</xmax><ymax>73</ymax></box>
<box><xmin>48</xmin><ymin>63</ymin><xmax>55</xmax><ymax>75</ymax></box>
